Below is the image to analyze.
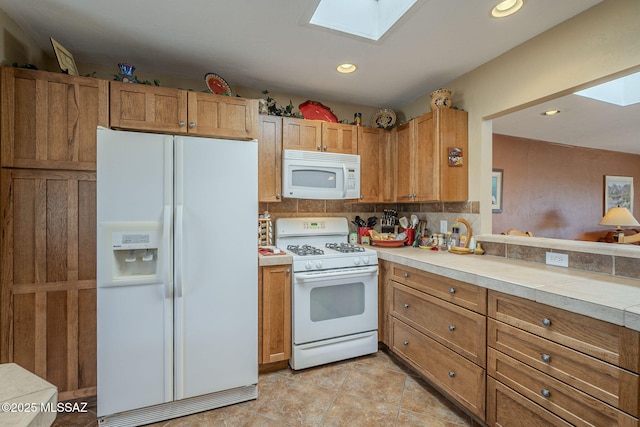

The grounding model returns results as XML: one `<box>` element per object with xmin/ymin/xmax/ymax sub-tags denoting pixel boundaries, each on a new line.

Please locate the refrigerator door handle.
<box><xmin>175</xmin><ymin>204</ymin><xmax>184</xmax><ymax>298</ymax></box>
<box><xmin>163</xmin><ymin>204</ymin><xmax>172</xmax><ymax>299</ymax></box>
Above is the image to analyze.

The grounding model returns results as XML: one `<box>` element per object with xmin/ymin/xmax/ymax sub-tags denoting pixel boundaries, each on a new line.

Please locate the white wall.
<box><xmin>398</xmin><ymin>0</ymin><xmax>640</xmax><ymax>233</ymax></box>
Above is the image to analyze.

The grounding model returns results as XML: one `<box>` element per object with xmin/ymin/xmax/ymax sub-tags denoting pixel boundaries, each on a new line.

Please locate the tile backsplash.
<box><xmin>259</xmin><ymin>200</ymin><xmax>480</xmax><ymax>237</ymax></box>
<box><xmin>477</xmin><ymin>235</ymin><xmax>640</xmax><ymax>281</ymax></box>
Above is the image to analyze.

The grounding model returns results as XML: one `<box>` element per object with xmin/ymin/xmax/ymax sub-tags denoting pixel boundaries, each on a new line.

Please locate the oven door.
<box><xmin>292</xmin><ymin>266</ymin><xmax>378</xmax><ymax>345</ymax></box>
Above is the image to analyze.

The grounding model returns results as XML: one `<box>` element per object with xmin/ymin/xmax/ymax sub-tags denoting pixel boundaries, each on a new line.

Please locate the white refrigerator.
<box><xmin>96</xmin><ymin>127</ymin><xmax>258</xmax><ymax>426</ymax></box>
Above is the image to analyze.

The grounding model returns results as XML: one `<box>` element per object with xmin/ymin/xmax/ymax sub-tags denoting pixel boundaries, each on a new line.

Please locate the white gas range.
<box><xmin>275</xmin><ymin>217</ymin><xmax>379</xmax><ymax>370</ymax></box>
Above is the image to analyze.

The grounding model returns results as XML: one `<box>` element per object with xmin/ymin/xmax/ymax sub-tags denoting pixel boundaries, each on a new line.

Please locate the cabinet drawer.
<box><xmin>392</xmin><ymin>282</ymin><xmax>486</xmax><ymax>367</ymax></box>
<box><xmin>489</xmin><ymin>319</ymin><xmax>639</xmax><ymax>415</ymax></box>
<box><xmin>488</xmin><ymin>291</ymin><xmax>640</xmax><ymax>372</ymax></box>
<box><xmin>487</xmin><ymin>377</ymin><xmax>572</xmax><ymax>427</ymax></box>
<box><xmin>488</xmin><ymin>348</ymin><xmax>639</xmax><ymax>426</ymax></box>
<box><xmin>389</xmin><ymin>264</ymin><xmax>486</xmax><ymax>314</ymax></box>
<box><xmin>391</xmin><ymin>317</ymin><xmax>485</xmax><ymax>419</ymax></box>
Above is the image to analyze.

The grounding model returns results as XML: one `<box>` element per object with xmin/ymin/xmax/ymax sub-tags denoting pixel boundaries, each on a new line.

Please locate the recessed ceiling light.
<box><xmin>491</xmin><ymin>0</ymin><xmax>525</xmax><ymax>18</ymax></box>
<box><xmin>337</xmin><ymin>63</ymin><xmax>357</xmax><ymax>74</ymax></box>
<box><xmin>541</xmin><ymin>109</ymin><xmax>561</xmax><ymax>116</ymax></box>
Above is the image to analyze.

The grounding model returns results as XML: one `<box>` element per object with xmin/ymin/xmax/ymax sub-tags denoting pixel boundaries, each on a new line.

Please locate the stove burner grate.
<box><xmin>287</xmin><ymin>244</ymin><xmax>324</xmax><ymax>256</ymax></box>
<box><xmin>325</xmin><ymin>242</ymin><xmax>365</xmax><ymax>253</ymax></box>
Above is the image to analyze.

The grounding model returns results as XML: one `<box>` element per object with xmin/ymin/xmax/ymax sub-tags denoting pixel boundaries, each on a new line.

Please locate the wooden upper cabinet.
<box><xmin>282</xmin><ymin>117</ymin><xmax>358</xmax><ymax>154</ymax></box>
<box><xmin>436</xmin><ymin>108</ymin><xmax>468</xmax><ymax>202</ymax></box>
<box><xmin>393</xmin><ymin>108</ymin><xmax>468</xmax><ymax>202</ymax></box>
<box><xmin>322</xmin><ymin>122</ymin><xmax>357</xmax><ymax>154</ymax></box>
<box><xmin>110</xmin><ymin>81</ymin><xmax>258</xmax><ymax>140</ymax></box>
<box><xmin>110</xmin><ymin>81</ymin><xmax>187</xmax><ymax>133</ymax></box>
<box><xmin>187</xmin><ymin>91</ymin><xmax>258</xmax><ymax>140</ymax></box>
<box><xmin>393</xmin><ymin>121</ymin><xmax>413</xmax><ymax>202</ymax></box>
<box><xmin>1</xmin><ymin>67</ymin><xmax>108</xmax><ymax>171</ymax></box>
<box><xmin>358</xmin><ymin>126</ymin><xmax>390</xmax><ymax>203</ymax></box>
<box><xmin>258</xmin><ymin>115</ymin><xmax>283</xmax><ymax>202</ymax></box>
<box><xmin>282</xmin><ymin>117</ymin><xmax>321</xmax><ymax>151</ymax></box>
<box><xmin>413</xmin><ymin>113</ymin><xmax>438</xmax><ymax>201</ymax></box>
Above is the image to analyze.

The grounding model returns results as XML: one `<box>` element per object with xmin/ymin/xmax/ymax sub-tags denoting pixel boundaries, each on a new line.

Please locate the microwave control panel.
<box><xmin>346</xmin><ymin>168</ymin><xmax>356</xmax><ymax>189</ymax></box>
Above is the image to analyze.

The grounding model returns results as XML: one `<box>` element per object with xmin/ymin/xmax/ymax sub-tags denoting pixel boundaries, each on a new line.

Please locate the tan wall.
<box><xmin>71</xmin><ymin>62</ymin><xmax>381</xmax><ymax>125</ymax></box>
<box><xmin>398</xmin><ymin>0</ymin><xmax>640</xmax><ymax>234</ymax></box>
<box><xmin>492</xmin><ymin>134</ymin><xmax>640</xmax><ymax>241</ymax></box>
<box><xmin>0</xmin><ymin>8</ymin><xmax>48</xmax><ymax>69</ymax></box>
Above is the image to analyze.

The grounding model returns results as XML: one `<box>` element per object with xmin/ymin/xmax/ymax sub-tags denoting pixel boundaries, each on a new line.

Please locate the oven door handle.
<box><xmin>295</xmin><ymin>266</ymin><xmax>378</xmax><ymax>284</ymax></box>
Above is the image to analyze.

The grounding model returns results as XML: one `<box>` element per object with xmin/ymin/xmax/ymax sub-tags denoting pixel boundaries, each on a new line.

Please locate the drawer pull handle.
<box><xmin>541</xmin><ymin>318</ymin><xmax>551</xmax><ymax>327</ymax></box>
<box><xmin>448</xmin><ymin>287</ymin><xmax>456</xmax><ymax>295</ymax></box>
<box><xmin>403</xmin><ymin>340</ymin><xmax>409</xmax><ymax>346</ymax></box>
<box><xmin>448</xmin><ymin>371</ymin><xmax>455</xmax><ymax>378</ymax></box>
<box><xmin>448</xmin><ymin>325</ymin><xmax>456</xmax><ymax>331</ymax></box>
<box><xmin>403</xmin><ymin>303</ymin><xmax>409</xmax><ymax>309</ymax></box>
<box><xmin>541</xmin><ymin>353</ymin><xmax>551</xmax><ymax>363</ymax></box>
<box><xmin>540</xmin><ymin>389</ymin><xmax>551</xmax><ymax>398</ymax></box>
<box><xmin>179</xmin><ymin>121</ymin><xmax>186</xmax><ymax>127</ymax></box>
<box><xmin>404</xmin><ymin>273</ymin><xmax>409</xmax><ymax>278</ymax></box>
<box><xmin>189</xmin><ymin>122</ymin><xmax>196</xmax><ymax>128</ymax></box>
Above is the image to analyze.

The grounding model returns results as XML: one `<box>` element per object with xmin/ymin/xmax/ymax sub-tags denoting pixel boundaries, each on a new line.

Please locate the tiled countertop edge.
<box><xmin>373</xmin><ymin>246</ymin><xmax>640</xmax><ymax>332</ymax></box>
<box><xmin>476</xmin><ymin>234</ymin><xmax>640</xmax><ymax>258</ymax></box>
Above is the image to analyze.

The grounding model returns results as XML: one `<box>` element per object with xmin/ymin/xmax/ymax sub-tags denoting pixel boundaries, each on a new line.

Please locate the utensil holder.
<box><xmin>403</xmin><ymin>228</ymin><xmax>415</xmax><ymax>246</ymax></box>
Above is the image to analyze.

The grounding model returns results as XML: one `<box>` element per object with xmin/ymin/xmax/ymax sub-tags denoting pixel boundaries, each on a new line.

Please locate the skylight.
<box><xmin>309</xmin><ymin>0</ymin><xmax>418</xmax><ymax>41</ymax></box>
<box><xmin>574</xmin><ymin>71</ymin><xmax>640</xmax><ymax>107</ymax></box>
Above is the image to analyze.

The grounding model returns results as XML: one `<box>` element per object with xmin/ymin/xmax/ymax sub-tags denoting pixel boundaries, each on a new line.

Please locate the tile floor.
<box><xmin>53</xmin><ymin>349</ymin><xmax>475</xmax><ymax>427</ymax></box>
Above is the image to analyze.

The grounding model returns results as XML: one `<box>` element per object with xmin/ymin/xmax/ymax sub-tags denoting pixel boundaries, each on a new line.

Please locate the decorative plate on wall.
<box><xmin>299</xmin><ymin>100</ymin><xmax>338</xmax><ymax>122</ymax></box>
<box><xmin>204</xmin><ymin>72</ymin><xmax>232</xmax><ymax>95</ymax></box>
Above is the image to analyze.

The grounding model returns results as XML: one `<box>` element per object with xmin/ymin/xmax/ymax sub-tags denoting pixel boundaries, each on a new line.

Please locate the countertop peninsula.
<box><xmin>372</xmin><ymin>245</ymin><xmax>640</xmax><ymax>332</ymax></box>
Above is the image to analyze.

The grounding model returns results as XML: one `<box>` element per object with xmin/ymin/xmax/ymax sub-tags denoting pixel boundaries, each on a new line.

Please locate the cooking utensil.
<box><xmin>411</xmin><ymin>215</ymin><xmax>418</xmax><ymax>229</ymax></box>
<box><xmin>353</xmin><ymin>216</ymin><xmax>366</xmax><ymax>227</ymax></box>
<box><xmin>399</xmin><ymin>217</ymin><xmax>409</xmax><ymax>229</ymax></box>
<box><xmin>367</xmin><ymin>216</ymin><xmax>377</xmax><ymax>227</ymax></box>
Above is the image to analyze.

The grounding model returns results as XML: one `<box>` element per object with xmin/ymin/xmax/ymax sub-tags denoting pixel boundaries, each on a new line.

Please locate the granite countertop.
<box><xmin>372</xmin><ymin>246</ymin><xmax>640</xmax><ymax>332</ymax></box>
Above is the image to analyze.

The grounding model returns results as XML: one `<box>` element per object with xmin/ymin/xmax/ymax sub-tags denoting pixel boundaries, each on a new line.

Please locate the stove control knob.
<box><xmin>305</xmin><ymin>261</ymin><xmax>313</xmax><ymax>270</ymax></box>
<box><xmin>315</xmin><ymin>260</ymin><xmax>323</xmax><ymax>269</ymax></box>
<box><xmin>362</xmin><ymin>256</ymin><xmax>370</xmax><ymax>265</ymax></box>
<box><xmin>353</xmin><ymin>257</ymin><xmax>361</xmax><ymax>265</ymax></box>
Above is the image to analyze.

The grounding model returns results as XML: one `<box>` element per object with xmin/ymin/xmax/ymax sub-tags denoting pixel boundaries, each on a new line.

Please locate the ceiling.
<box><xmin>3</xmin><ymin>0</ymin><xmax>631</xmax><ymax>153</ymax></box>
<box><xmin>492</xmin><ymin>85</ymin><xmax>640</xmax><ymax>155</ymax></box>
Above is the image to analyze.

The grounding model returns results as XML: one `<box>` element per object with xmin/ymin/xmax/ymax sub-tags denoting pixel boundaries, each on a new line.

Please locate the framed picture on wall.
<box><xmin>492</xmin><ymin>169</ymin><xmax>503</xmax><ymax>213</ymax></box>
<box><xmin>604</xmin><ymin>175</ymin><xmax>633</xmax><ymax>214</ymax></box>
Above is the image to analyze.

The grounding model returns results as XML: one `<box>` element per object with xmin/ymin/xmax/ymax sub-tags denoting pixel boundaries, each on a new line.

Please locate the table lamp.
<box><xmin>598</xmin><ymin>206</ymin><xmax>640</xmax><ymax>243</ymax></box>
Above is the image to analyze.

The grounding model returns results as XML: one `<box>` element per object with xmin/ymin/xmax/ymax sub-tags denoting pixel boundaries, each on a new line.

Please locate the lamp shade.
<box><xmin>599</xmin><ymin>206</ymin><xmax>640</xmax><ymax>229</ymax></box>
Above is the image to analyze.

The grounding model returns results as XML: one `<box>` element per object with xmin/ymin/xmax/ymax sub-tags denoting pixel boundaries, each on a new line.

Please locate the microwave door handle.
<box><xmin>342</xmin><ymin>164</ymin><xmax>348</xmax><ymax>198</ymax></box>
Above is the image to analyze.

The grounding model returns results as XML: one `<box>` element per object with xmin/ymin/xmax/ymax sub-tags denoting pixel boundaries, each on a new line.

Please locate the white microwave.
<box><xmin>282</xmin><ymin>150</ymin><xmax>360</xmax><ymax>200</ymax></box>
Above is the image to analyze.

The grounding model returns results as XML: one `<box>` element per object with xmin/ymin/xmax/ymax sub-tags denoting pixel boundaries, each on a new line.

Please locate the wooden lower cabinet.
<box><xmin>1</xmin><ymin>168</ymin><xmax>97</xmax><ymax>399</ymax></box>
<box><xmin>391</xmin><ymin>282</ymin><xmax>486</xmax><ymax>367</ymax></box>
<box><xmin>487</xmin><ymin>377</ymin><xmax>572</xmax><ymax>426</ymax></box>
<box><xmin>259</xmin><ymin>264</ymin><xmax>291</xmax><ymax>364</ymax></box>
<box><xmin>391</xmin><ymin>317</ymin><xmax>486</xmax><ymax>419</ymax></box>
<box><xmin>487</xmin><ymin>291</ymin><xmax>640</xmax><ymax>426</ymax></box>
<box><xmin>383</xmin><ymin>260</ymin><xmax>487</xmax><ymax>421</ymax></box>
<box><xmin>489</xmin><ymin>348</ymin><xmax>637</xmax><ymax>426</ymax></box>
